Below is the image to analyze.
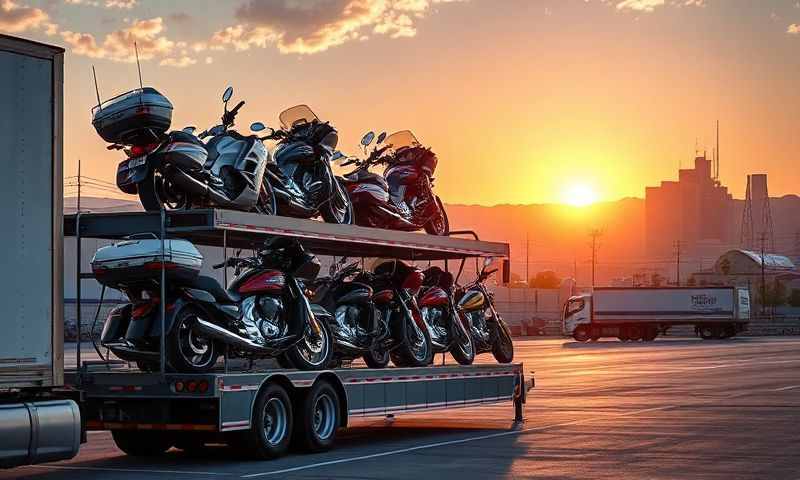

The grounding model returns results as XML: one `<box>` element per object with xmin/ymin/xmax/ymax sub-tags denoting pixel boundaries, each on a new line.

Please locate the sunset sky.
<box><xmin>4</xmin><ymin>0</ymin><xmax>800</xmax><ymax>205</ymax></box>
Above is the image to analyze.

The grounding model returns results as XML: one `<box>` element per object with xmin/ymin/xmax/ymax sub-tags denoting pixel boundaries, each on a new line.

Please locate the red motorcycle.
<box><xmin>338</xmin><ymin>130</ymin><xmax>449</xmax><ymax>235</ymax></box>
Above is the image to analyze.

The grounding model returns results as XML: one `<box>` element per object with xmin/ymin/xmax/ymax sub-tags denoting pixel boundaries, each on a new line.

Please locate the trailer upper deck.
<box><xmin>64</xmin><ymin>209</ymin><xmax>508</xmax><ymax>260</ymax></box>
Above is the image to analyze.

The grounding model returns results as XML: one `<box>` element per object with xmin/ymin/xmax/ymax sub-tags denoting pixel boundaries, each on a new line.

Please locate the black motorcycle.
<box><xmin>96</xmin><ymin>86</ymin><xmax>276</xmax><ymax>214</ymax></box>
<box><xmin>456</xmin><ymin>259</ymin><xmax>514</xmax><ymax>363</ymax></box>
<box><xmin>99</xmin><ymin>237</ymin><xmax>333</xmax><ymax>373</ymax></box>
<box><xmin>258</xmin><ymin>105</ymin><xmax>353</xmax><ymax>224</ymax></box>
<box><xmin>310</xmin><ymin>258</ymin><xmax>392</xmax><ymax>368</ymax></box>
<box><xmin>418</xmin><ymin>266</ymin><xmax>475</xmax><ymax>365</ymax></box>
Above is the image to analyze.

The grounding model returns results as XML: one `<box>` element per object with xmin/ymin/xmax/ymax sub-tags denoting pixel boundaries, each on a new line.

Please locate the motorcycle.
<box><xmin>418</xmin><ymin>266</ymin><xmax>475</xmax><ymax>365</ymax></box>
<box><xmin>338</xmin><ymin>130</ymin><xmax>449</xmax><ymax>235</ymax></box>
<box><xmin>95</xmin><ymin>86</ymin><xmax>276</xmax><ymax>214</ymax></box>
<box><xmin>310</xmin><ymin>258</ymin><xmax>392</xmax><ymax>368</ymax></box>
<box><xmin>456</xmin><ymin>258</ymin><xmax>514</xmax><ymax>363</ymax></box>
<box><xmin>366</xmin><ymin>260</ymin><xmax>434</xmax><ymax>367</ymax></box>
<box><xmin>258</xmin><ymin>105</ymin><xmax>353</xmax><ymax>224</ymax></box>
<box><xmin>98</xmin><ymin>237</ymin><xmax>333</xmax><ymax>373</ymax></box>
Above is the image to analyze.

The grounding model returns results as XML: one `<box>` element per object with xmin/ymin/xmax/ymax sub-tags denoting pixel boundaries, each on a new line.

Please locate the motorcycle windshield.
<box><xmin>279</xmin><ymin>105</ymin><xmax>319</xmax><ymax>130</ymax></box>
<box><xmin>384</xmin><ymin>130</ymin><xmax>421</xmax><ymax>154</ymax></box>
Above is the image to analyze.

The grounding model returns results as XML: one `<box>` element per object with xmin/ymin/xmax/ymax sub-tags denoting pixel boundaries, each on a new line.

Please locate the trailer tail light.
<box><xmin>172</xmin><ymin>379</ymin><xmax>210</xmax><ymax>394</ymax></box>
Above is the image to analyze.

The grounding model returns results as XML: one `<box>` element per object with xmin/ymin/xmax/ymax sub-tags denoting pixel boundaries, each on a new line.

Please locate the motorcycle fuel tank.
<box><xmin>372</xmin><ymin>289</ymin><xmax>394</xmax><ymax>304</ymax></box>
<box><xmin>458</xmin><ymin>290</ymin><xmax>486</xmax><ymax>312</ymax></box>
<box><xmin>402</xmin><ymin>270</ymin><xmax>425</xmax><ymax>294</ymax></box>
<box><xmin>238</xmin><ymin>270</ymin><xmax>286</xmax><ymax>295</ymax></box>
<box><xmin>419</xmin><ymin>287</ymin><xmax>449</xmax><ymax>307</ymax></box>
<box><xmin>336</xmin><ymin>282</ymin><xmax>373</xmax><ymax>305</ymax></box>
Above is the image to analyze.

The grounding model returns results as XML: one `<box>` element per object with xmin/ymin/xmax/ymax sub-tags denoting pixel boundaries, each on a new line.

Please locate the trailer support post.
<box><xmin>75</xmin><ymin>212</ymin><xmax>81</xmax><ymax>377</ymax></box>
<box><xmin>159</xmin><ymin>208</ymin><xmax>167</xmax><ymax>378</ymax></box>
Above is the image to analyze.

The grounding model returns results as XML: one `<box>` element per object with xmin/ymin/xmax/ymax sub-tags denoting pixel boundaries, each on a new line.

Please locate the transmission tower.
<box><xmin>740</xmin><ymin>175</ymin><xmax>754</xmax><ymax>250</ymax></box>
<box><xmin>761</xmin><ymin>180</ymin><xmax>775</xmax><ymax>252</ymax></box>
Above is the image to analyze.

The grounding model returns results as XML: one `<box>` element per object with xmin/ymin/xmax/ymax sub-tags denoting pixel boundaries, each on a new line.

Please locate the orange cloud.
<box><xmin>0</xmin><ymin>0</ymin><xmax>49</xmax><ymax>33</ymax></box>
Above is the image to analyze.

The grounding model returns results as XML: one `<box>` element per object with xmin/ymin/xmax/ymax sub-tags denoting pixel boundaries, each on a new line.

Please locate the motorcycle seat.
<box><xmin>186</xmin><ymin>275</ymin><xmax>241</xmax><ymax>304</ymax></box>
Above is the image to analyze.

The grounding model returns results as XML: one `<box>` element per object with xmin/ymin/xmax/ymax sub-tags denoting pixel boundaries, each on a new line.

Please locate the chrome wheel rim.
<box><xmin>180</xmin><ymin>315</ymin><xmax>215</xmax><ymax>368</ymax></box>
<box><xmin>312</xmin><ymin>393</ymin><xmax>336</xmax><ymax>440</ymax></box>
<box><xmin>154</xmin><ymin>171</ymin><xmax>188</xmax><ymax>210</ymax></box>
<box><xmin>455</xmin><ymin>321</ymin><xmax>474</xmax><ymax>357</ymax></box>
<box><xmin>408</xmin><ymin>318</ymin><xmax>429</xmax><ymax>362</ymax></box>
<box><xmin>298</xmin><ymin>323</ymin><xmax>330</xmax><ymax>366</ymax></box>
<box><xmin>263</xmin><ymin>397</ymin><xmax>288</xmax><ymax>446</ymax></box>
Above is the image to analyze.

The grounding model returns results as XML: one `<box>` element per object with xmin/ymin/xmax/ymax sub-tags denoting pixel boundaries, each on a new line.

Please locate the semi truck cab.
<box><xmin>562</xmin><ymin>294</ymin><xmax>590</xmax><ymax>336</ymax></box>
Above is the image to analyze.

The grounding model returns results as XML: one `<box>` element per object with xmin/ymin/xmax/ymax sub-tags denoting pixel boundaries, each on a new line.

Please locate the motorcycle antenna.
<box><xmin>134</xmin><ymin>41</ymin><xmax>144</xmax><ymax>89</ymax></box>
<box><xmin>91</xmin><ymin>65</ymin><xmax>102</xmax><ymax>109</ymax></box>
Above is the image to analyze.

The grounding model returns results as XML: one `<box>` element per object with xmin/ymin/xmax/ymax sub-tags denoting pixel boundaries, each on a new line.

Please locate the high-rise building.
<box><xmin>645</xmin><ymin>154</ymin><xmax>734</xmax><ymax>258</ymax></box>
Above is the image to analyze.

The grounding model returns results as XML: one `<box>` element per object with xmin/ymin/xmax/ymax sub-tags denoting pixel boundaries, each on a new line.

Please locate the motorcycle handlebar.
<box><xmin>230</xmin><ymin>100</ymin><xmax>245</xmax><ymax>115</ymax></box>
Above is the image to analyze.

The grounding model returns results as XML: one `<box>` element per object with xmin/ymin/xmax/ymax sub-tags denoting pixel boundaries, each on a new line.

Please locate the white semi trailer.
<box><xmin>563</xmin><ymin>287</ymin><xmax>750</xmax><ymax>342</ymax></box>
<box><xmin>0</xmin><ymin>35</ymin><xmax>81</xmax><ymax>468</ymax></box>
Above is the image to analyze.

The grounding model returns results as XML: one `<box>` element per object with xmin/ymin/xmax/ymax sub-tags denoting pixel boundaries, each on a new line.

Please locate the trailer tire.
<box><xmin>643</xmin><ymin>327</ymin><xmax>658</xmax><ymax>342</ymax></box>
<box><xmin>573</xmin><ymin>326</ymin><xmax>590</xmax><ymax>342</ymax></box>
<box><xmin>294</xmin><ymin>380</ymin><xmax>340</xmax><ymax>453</ymax></box>
<box><xmin>698</xmin><ymin>325</ymin><xmax>716</xmax><ymax>340</ymax></box>
<box><xmin>233</xmin><ymin>383</ymin><xmax>293</xmax><ymax>460</ymax></box>
<box><xmin>111</xmin><ymin>430</ymin><xmax>173</xmax><ymax>456</ymax></box>
<box><xmin>627</xmin><ymin>325</ymin><xmax>644</xmax><ymax>341</ymax></box>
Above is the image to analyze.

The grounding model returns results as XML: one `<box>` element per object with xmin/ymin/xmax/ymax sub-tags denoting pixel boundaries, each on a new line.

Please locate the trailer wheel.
<box><xmin>233</xmin><ymin>383</ymin><xmax>293</xmax><ymax>459</ymax></box>
<box><xmin>627</xmin><ymin>325</ymin><xmax>644</xmax><ymax>341</ymax></box>
<box><xmin>573</xmin><ymin>325</ymin><xmax>590</xmax><ymax>342</ymax></box>
<box><xmin>643</xmin><ymin>327</ymin><xmax>658</xmax><ymax>342</ymax></box>
<box><xmin>111</xmin><ymin>430</ymin><xmax>173</xmax><ymax>456</ymax></box>
<box><xmin>294</xmin><ymin>380</ymin><xmax>340</xmax><ymax>452</ymax></box>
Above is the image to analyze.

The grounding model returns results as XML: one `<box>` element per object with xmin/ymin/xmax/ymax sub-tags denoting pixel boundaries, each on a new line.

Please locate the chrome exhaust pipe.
<box><xmin>193</xmin><ymin>319</ymin><xmax>272</xmax><ymax>353</ymax></box>
<box><xmin>166</xmin><ymin>167</ymin><xmax>234</xmax><ymax>206</ymax></box>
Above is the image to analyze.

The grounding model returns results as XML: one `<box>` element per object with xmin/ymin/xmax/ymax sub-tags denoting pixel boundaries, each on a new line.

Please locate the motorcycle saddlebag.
<box><xmin>91</xmin><ymin>237</ymin><xmax>202</xmax><ymax>289</ymax></box>
<box><xmin>92</xmin><ymin>87</ymin><xmax>173</xmax><ymax>145</ymax></box>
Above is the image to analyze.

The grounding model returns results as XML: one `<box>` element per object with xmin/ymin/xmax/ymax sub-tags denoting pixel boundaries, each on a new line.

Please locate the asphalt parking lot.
<box><xmin>4</xmin><ymin>336</ymin><xmax>799</xmax><ymax>479</ymax></box>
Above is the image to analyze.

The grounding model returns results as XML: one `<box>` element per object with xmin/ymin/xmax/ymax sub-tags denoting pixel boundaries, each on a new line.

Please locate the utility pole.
<box><xmin>673</xmin><ymin>240</ymin><xmax>682</xmax><ymax>286</ymax></box>
<box><xmin>77</xmin><ymin>158</ymin><xmax>81</xmax><ymax>213</ymax></box>
<box><xmin>589</xmin><ymin>229</ymin><xmax>602</xmax><ymax>288</ymax></box>
<box><xmin>759</xmin><ymin>231</ymin><xmax>767</xmax><ymax>316</ymax></box>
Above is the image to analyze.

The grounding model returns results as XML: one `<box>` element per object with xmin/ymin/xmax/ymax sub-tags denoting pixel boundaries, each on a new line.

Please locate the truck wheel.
<box><xmin>573</xmin><ymin>325</ymin><xmax>590</xmax><ymax>342</ymax></box>
<box><xmin>294</xmin><ymin>380</ymin><xmax>340</xmax><ymax>452</ymax></box>
<box><xmin>626</xmin><ymin>325</ymin><xmax>643</xmax><ymax>341</ymax></box>
<box><xmin>589</xmin><ymin>327</ymin><xmax>601</xmax><ymax>342</ymax></box>
<box><xmin>643</xmin><ymin>327</ymin><xmax>658</xmax><ymax>342</ymax></box>
<box><xmin>111</xmin><ymin>430</ymin><xmax>173</xmax><ymax>456</ymax></box>
<box><xmin>232</xmin><ymin>383</ymin><xmax>293</xmax><ymax>459</ymax></box>
<box><xmin>698</xmin><ymin>326</ymin><xmax>715</xmax><ymax>340</ymax></box>
<box><xmin>618</xmin><ymin>327</ymin><xmax>629</xmax><ymax>342</ymax></box>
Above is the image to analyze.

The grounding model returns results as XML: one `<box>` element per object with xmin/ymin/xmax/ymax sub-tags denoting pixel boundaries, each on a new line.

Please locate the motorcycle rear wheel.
<box><xmin>424</xmin><ymin>196</ymin><xmax>449</xmax><ymax>236</ymax></box>
<box><xmin>138</xmin><ymin>168</ymin><xmax>190</xmax><ymax>212</ymax></box>
<box><xmin>166</xmin><ymin>306</ymin><xmax>220</xmax><ymax>373</ymax></box>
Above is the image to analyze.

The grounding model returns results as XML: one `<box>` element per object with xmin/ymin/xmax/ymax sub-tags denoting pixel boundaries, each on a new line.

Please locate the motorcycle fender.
<box><xmin>310</xmin><ymin>304</ymin><xmax>334</xmax><ymax>323</ymax></box>
<box><xmin>139</xmin><ymin>297</ymin><xmax>191</xmax><ymax>338</ymax></box>
<box><xmin>101</xmin><ymin>304</ymin><xmax>132</xmax><ymax>343</ymax></box>
<box><xmin>115</xmin><ymin>156</ymin><xmax>157</xmax><ymax>194</ymax></box>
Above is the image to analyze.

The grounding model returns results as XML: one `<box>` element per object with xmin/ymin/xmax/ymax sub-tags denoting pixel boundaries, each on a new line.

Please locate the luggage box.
<box><xmin>91</xmin><ymin>237</ymin><xmax>202</xmax><ymax>289</ymax></box>
<box><xmin>92</xmin><ymin>87</ymin><xmax>173</xmax><ymax>145</ymax></box>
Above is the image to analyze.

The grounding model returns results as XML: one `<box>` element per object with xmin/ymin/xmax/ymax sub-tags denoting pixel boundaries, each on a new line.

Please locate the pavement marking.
<box><xmin>25</xmin><ymin>464</ymin><xmax>228</xmax><ymax>476</ymax></box>
<box><xmin>241</xmin><ymin>404</ymin><xmax>672</xmax><ymax>478</ymax></box>
<box><xmin>773</xmin><ymin>385</ymin><xmax>800</xmax><ymax>391</ymax></box>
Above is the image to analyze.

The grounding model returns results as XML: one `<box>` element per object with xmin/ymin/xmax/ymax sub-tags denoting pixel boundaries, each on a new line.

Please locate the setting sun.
<box><xmin>563</xmin><ymin>184</ymin><xmax>598</xmax><ymax>207</ymax></box>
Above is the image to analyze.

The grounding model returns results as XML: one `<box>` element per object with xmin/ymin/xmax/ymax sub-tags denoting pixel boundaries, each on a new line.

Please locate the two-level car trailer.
<box><xmin>64</xmin><ymin>209</ymin><xmax>531</xmax><ymax>458</ymax></box>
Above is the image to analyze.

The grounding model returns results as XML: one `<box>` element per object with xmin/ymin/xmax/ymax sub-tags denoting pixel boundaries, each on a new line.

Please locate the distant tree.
<box><xmin>651</xmin><ymin>273</ymin><xmax>664</xmax><ymax>287</ymax></box>
<box><xmin>530</xmin><ymin>271</ymin><xmax>561</xmax><ymax>289</ymax></box>
<box><xmin>788</xmin><ymin>289</ymin><xmax>800</xmax><ymax>307</ymax></box>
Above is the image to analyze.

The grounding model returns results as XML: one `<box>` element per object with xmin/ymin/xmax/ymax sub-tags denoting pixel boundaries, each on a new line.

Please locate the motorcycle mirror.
<box><xmin>250</xmin><ymin>122</ymin><xmax>266</xmax><ymax>132</ymax></box>
<box><xmin>209</xmin><ymin>124</ymin><xmax>225</xmax><ymax>136</ymax></box>
<box><xmin>182</xmin><ymin>126</ymin><xmax>197</xmax><ymax>134</ymax></box>
<box><xmin>360</xmin><ymin>131</ymin><xmax>375</xmax><ymax>147</ymax></box>
<box><xmin>376</xmin><ymin>131</ymin><xmax>387</xmax><ymax>144</ymax></box>
<box><xmin>222</xmin><ymin>86</ymin><xmax>234</xmax><ymax>103</ymax></box>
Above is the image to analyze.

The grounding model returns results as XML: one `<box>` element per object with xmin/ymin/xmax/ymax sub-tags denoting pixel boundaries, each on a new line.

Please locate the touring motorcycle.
<box><xmin>418</xmin><ymin>266</ymin><xmax>475</xmax><ymax>365</ymax></box>
<box><xmin>257</xmin><ymin>105</ymin><xmax>353</xmax><ymax>224</ymax></box>
<box><xmin>97</xmin><ymin>237</ymin><xmax>333</xmax><ymax>373</ymax></box>
<box><xmin>456</xmin><ymin>259</ymin><xmax>514</xmax><ymax>363</ymax></box>
<box><xmin>94</xmin><ymin>86</ymin><xmax>275</xmax><ymax>214</ymax></box>
<box><xmin>310</xmin><ymin>258</ymin><xmax>392</xmax><ymax>368</ymax></box>
<box><xmin>338</xmin><ymin>130</ymin><xmax>449</xmax><ymax>235</ymax></box>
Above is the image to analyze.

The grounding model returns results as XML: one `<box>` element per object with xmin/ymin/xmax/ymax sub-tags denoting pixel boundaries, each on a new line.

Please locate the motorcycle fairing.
<box><xmin>418</xmin><ymin>287</ymin><xmax>449</xmax><ymax>307</ymax></box>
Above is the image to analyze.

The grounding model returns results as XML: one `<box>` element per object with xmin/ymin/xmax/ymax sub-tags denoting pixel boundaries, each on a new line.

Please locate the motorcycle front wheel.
<box><xmin>255</xmin><ymin>176</ymin><xmax>277</xmax><ymax>215</ymax></box>
<box><xmin>390</xmin><ymin>315</ymin><xmax>434</xmax><ymax>367</ymax></box>
<box><xmin>424</xmin><ymin>196</ymin><xmax>449</xmax><ymax>236</ymax></box>
<box><xmin>285</xmin><ymin>319</ymin><xmax>333</xmax><ymax>370</ymax></box>
<box><xmin>320</xmin><ymin>180</ymin><xmax>354</xmax><ymax>225</ymax></box>
<box><xmin>363</xmin><ymin>346</ymin><xmax>390</xmax><ymax>369</ymax></box>
<box><xmin>138</xmin><ymin>168</ymin><xmax>190</xmax><ymax>212</ymax></box>
<box><xmin>491</xmin><ymin>316</ymin><xmax>515</xmax><ymax>364</ymax></box>
<box><xmin>450</xmin><ymin>318</ymin><xmax>476</xmax><ymax>365</ymax></box>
